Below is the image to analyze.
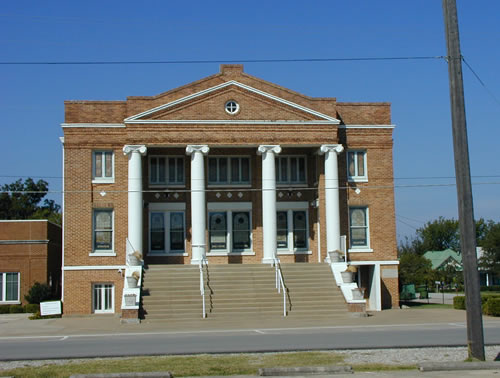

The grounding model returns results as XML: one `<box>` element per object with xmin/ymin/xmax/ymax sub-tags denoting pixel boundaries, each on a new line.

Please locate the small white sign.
<box><xmin>382</xmin><ymin>268</ymin><xmax>398</xmax><ymax>279</ymax></box>
<box><xmin>40</xmin><ymin>300</ymin><xmax>62</xmax><ymax>316</ymax></box>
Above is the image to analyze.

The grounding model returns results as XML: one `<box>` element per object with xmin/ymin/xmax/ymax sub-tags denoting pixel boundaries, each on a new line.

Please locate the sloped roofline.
<box><xmin>124</xmin><ymin>80</ymin><xmax>340</xmax><ymax>124</ymax></box>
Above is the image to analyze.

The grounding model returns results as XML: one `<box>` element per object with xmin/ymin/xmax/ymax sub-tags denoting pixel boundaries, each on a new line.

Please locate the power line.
<box><xmin>0</xmin><ymin>56</ymin><xmax>446</xmax><ymax>66</ymax></box>
<box><xmin>2</xmin><ymin>174</ymin><xmax>500</xmax><ymax>181</ymax></box>
<box><xmin>2</xmin><ymin>180</ymin><xmax>500</xmax><ymax>195</ymax></box>
<box><xmin>462</xmin><ymin>56</ymin><xmax>500</xmax><ymax>108</ymax></box>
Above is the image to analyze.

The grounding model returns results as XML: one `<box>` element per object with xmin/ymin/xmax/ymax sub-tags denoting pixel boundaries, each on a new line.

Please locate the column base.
<box><xmin>190</xmin><ymin>258</ymin><xmax>203</xmax><ymax>265</ymax></box>
<box><xmin>261</xmin><ymin>257</ymin><xmax>276</xmax><ymax>265</ymax></box>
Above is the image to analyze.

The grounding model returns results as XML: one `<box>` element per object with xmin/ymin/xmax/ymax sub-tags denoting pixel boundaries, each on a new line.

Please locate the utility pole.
<box><xmin>442</xmin><ymin>0</ymin><xmax>485</xmax><ymax>360</ymax></box>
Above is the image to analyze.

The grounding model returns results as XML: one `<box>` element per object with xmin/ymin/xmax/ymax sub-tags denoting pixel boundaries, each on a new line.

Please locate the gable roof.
<box><xmin>124</xmin><ymin>80</ymin><xmax>340</xmax><ymax>125</ymax></box>
<box><xmin>423</xmin><ymin>249</ymin><xmax>462</xmax><ymax>270</ymax></box>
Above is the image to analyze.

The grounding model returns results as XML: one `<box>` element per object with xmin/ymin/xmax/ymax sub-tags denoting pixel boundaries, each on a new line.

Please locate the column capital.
<box><xmin>257</xmin><ymin>145</ymin><xmax>281</xmax><ymax>155</ymax></box>
<box><xmin>186</xmin><ymin>145</ymin><xmax>210</xmax><ymax>155</ymax></box>
<box><xmin>123</xmin><ymin>145</ymin><xmax>147</xmax><ymax>156</ymax></box>
<box><xmin>319</xmin><ymin>144</ymin><xmax>344</xmax><ymax>155</ymax></box>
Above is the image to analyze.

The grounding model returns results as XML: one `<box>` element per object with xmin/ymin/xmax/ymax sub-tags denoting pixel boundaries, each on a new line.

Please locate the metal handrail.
<box><xmin>199</xmin><ymin>258</ymin><xmax>207</xmax><ymax>318</ymax></box>
<box><xmin>274</xmin><ymin>258</ymin><xmax>287</xmax><ymax>317</ymax></box>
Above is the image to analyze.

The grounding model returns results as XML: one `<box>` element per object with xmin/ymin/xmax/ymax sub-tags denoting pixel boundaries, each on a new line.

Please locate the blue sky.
<box><xmin>1</xmin><ymin>0</ymin><xmax>499</xmax><ymax>241</ymax></box>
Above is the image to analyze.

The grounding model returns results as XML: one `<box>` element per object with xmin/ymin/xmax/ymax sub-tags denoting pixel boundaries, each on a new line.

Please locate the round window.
<box><xmin>225</xmin><ymin>100</ymin><xmax>239</xmax><ymax>115</ymax></box>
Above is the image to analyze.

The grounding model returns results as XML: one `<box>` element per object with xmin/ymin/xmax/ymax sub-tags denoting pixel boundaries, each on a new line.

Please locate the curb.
<box><xmin>418</xmin><ymin>361</ymin><xmax>500</xmax><ymax>371</ymax></box>
<box><xmin>258</xmin><ymin>366</ymin><xmax>353</xmax><ymax>376</ymax></box>
<box><xmin>70</xmin><ymin>373</ymin><xmax>173</xmax><ymax>378</ymax></box>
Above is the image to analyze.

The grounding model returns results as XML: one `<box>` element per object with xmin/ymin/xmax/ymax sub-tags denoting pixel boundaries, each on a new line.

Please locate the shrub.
<box><xmin>24</xmin><ymin>282</ymin><xmax>52</xmax><ymax>304</ymax></box>
<box><xmin>24</xmin><ymin>303</ymin><xmax>40</xmax><ymax>314</ymax></box>
<box><xmin>0</xmin><ymin>305</ymin><xmax>10</xmax><ymax>314</ymax></box>
<box><xmin>453</xmin><ymin>296</ymin><xmax>466</xmax><ymax>310</ymax></box>
<box><xmin>9</xmin><ymin>305</ymin><xmax>24</xmax><ymax>313</ymax></box>
<box><xmin>484</xmin><ymin>298</ymin><xmax>500</xmax><ymax>317</ymax></box>
<box><xmin>481</xmin><ymin>285</ymin><xmax>500</xmax><ymax>292</ymax></box>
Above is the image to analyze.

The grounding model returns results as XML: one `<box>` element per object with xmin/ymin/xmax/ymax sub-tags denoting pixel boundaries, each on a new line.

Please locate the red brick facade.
<box><xmin>62</xmin><ymin>64</ymin><xmax>399</xmax><ymax>316</ymax></box>
<box><xmin>0</xmin><ymin>220</ymin><xmax>61</xmax><ymax>305</ymax></box>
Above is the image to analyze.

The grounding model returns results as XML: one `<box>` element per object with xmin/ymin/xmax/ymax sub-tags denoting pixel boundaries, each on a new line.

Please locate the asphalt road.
<box><xmin>1</xmin><ymin>321</ymin><xmax>499</xmax><ymax>361</ymax></box>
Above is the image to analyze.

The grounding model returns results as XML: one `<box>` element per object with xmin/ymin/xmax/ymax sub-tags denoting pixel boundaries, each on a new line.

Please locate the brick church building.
<box><xmin>60</xmin><ymin>65</ymin><xmax>399</xmax><ymax>320</ymax></box>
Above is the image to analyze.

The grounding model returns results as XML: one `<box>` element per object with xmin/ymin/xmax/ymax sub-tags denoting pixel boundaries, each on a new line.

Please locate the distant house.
<box><xmin>0</xmin><ymin>220</ymin><xmax>62</xmax><ymax>305</ymax></box>
<box><xmin>423</xmin><ymin>249</ymin><xmax>462</xmax><ymax>271</ymax></box>
<box><xmin>424</xmin><ymin>248</ymin><xmax>499</xmax><ymax>287</ymax></box>
<box><xmin>476</xmin><ymin>247</ymin><xmax>499</xmax><ymax>287</ymax></box>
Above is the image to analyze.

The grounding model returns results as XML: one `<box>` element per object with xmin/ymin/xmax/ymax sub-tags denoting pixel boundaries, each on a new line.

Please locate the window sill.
<box><xmin>89</xmin><ymin>252</ymin><xmax>117</xmax><ymax>257</ymax></box>
<box><xmin>348</xmin><ymin>248</ymin><xmax>374</xmax><ymax>253</ymax></box>
<box><xmin>92</xmin><ymin>179</ymin><xmax>115</xmax><ymax>184</ymax></box>
<box><xmin>277</xmin><ymin>250</ymin><xmax>312</xmax><ymax>255</ymax></box>
<box><xmin>207</xmin><ymin>184</ymin><xmax>252</xmax><ymax>188</ymax></box>
<box><xmin>148</xmin><ymin>252</ymin><xmax>188</xmax><ymax>257</ymax></box>
<box><xmin>348</xmin><ymin>177</ymin><xmax>368</xmax><ymax>183</ymax></box>
<box><xmin>0</xmin><ymin>301</ymin><xmax>20</xmax><ymax>305</ymax></box>
<box><xmin>148</xmin><ymin>184</ymin><xmax>185</xmax><ymax>188</ymax></box>
<box><xmin>277</xmin><ymin>183</ymin><xmax>308</xmax><ymax>188</ymax></box>
<box><xmin>206</xmin><ymin>251</ymin><xmax>255</xmax><ymax>256</ymax></box>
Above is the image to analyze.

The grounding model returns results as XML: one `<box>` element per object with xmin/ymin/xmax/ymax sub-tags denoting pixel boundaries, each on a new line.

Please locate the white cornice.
<box><xmin>125</xmin><ymin>80</ymin><xmax>340</xmax><ymax>124</ymax></box>
<box><xmin>339</xmin><ymin>124</ymin><xmax>396</xmax><ymax>129</ymax></box>
<box><xmin>61</xmin><ymin>123</ymin><xmax>125</xmax><ymax>128</ymax></box>
<box><xmin>63</xmin><ymin>265</ymin><xmax>127</xmax><ymax>271</ymax></box>
<box><xmin>125</xmin><ymin>119</ymin><xmax>338</xmax><ymax>125</ymax></box>
<box><xmin>0</xmin><ymin>240</ymin><xmax>49</xmax><ymax>245</ymax></box>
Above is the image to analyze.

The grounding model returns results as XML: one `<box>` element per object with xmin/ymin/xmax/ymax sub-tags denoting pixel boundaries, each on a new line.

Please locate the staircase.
<box><xmin>141</xmin><ymin>263</ymin><xmax>347</xmax><ymax>323</ymax></box>
<box><xmin>280</xmin><ymin>263</ymin><xmax>347</xmax><ymax>319</ymax></box>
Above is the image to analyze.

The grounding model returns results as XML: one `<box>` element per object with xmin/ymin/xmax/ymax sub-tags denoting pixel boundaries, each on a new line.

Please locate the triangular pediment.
<box><xmin>125</xmin><ymin>81</ymin><xmax>339</xmax><ymax>125</ymax></box>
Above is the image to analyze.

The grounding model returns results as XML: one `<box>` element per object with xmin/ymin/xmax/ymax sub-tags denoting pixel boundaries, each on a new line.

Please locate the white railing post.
<box><xmin>199</xmin><ymin>259</ymin><xmax>206</xmax><ymax>318</ymax></box>
<box><xmin>274</xmin><ymin>258</ymin><xmax>287</xmax><ymax>316</ymax></box>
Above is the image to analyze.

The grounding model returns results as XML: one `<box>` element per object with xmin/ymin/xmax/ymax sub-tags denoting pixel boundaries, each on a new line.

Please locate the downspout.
<box><xmin>59</xmin><ymin>136</ymin><xmax>65</xmax><ymax>302</ymax></box>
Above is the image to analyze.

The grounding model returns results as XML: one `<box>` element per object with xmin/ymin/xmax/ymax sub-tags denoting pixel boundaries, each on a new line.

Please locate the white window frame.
<box><xmin>276</xmin><ymin>155</ymin><xmax>307</xmax><ymax>186</ymax></box>
<box><xmin>0</xmin><ymin>272</ymin><xmax>20</xmax><ymax>304</ymax></box>
<box><xmin>347</xmin><ymin>150</ymin><xmax>368</xmax><ymax>182</ymax></box>
<box><xmin>348</xmin><ymin>206</ymin><xmax>373</xmax><ymax>252</ymax></box>
<box><xmin>149</xmin><ymin>202</ymin><xmax>187</xmax><ymax>255</ymax></box>
<box><xmin>149</xmin><ymin>156</ymin><xmax>185</xmax><ymax>187</ymax></box>
<box><xmin>207</xmin><ymin>156</ymin><xmax>251</xmax><ymax>186</ymax></box>
<box><xmin>207</xmin><ymin>202</ymin><xmax>253</xmax><ymax>255</ymax></box>
<box><xmin>276</xmin><ymin>202</ymin><xmax>311</xmax><ymax>254</ymax></box>
<box><xmin>92</xmin><ymin>150</ymin><xmax>114</xmax><ymax>183</ymax></box>
<box><xmin>91</xmin><ymin>209</ymin><xmax>115</xmax><ymax>256</ymax></box>
<box><xmin>92</xmin><ymin>283</ymin><xmax>114</xmax><ymax>314</ymax></box>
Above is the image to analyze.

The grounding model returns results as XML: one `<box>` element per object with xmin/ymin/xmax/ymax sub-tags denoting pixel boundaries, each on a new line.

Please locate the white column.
<box><xmin>258</xmin><ymin>145</ymin><xmax>281</xmax><ymax>264</ymax></box>
<box><xmin>186</xmin><ymin>145</ymin><xmax>210</xmax><ymax>265</ymax></box>
<box><xmin>319</xmin><ymin>144</ymin><xmax>344</xmax><ymax>260</ymax></box>
<box><xmin>123</xmin><ymin>145</ymin><xmax>147</xmax><ymax>255</ymax></box>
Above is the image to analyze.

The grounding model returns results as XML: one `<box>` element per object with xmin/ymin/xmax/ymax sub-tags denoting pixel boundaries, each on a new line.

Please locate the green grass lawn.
<box><xmin>0</xmin><ymin>352</ymin><xmax>416</xmax><ymax>378</ymax></box>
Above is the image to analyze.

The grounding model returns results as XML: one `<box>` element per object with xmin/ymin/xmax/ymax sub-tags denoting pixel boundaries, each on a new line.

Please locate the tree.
<box><xmin>418</xmin><ymin>217</ymin><xmax>460</xmax><ymax>253</ymax></box>
<box><xmin>399</xmin><ymin>251</ymin><xmax>434</xmax><ymax>286</ymax></box>
<box><xmin>0</xmin><ymin>178</ymin><xmax>61</xmax><ymax>224</ymax></box>
<box><xmin>479</xmin><ymin>222</ymin><xmax>500</xmax><ymax>276</ymax></box>
<box><xmin>398</xmin><ymin>217</ymin><xmax>493</xmax><ymax>256</ymax></box>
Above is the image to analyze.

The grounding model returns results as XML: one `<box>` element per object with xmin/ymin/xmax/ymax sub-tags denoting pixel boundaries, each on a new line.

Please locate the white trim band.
<box><xmin>61</xmin><ymin>123</ymin><xmax>125</xmax><ymax>128</ymax></box>
<box><xmin>63</xmin><ymin>265</ymin><xmax>127</xmax><ymax>271</ymax></box>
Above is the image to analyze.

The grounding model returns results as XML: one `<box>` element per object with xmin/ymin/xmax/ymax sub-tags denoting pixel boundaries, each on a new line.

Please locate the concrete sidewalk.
<box><xmin>0</xmin><ymin>307</ymin><xmax>499</xmax><ymax>337</ymax></box>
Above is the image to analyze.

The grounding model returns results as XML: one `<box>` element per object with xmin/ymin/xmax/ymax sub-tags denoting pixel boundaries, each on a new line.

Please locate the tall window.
<box><xmin>149</xmin><ymin>156</ymin><xmax>184</xmax><ymax>185</ymax></box>
<box><xmin>349</xmin><ymin>207</ymin><xmax>369</xmax><ymax>248</ymax></box>
<box><xmin>93</xmin><ymin>209</ymin><xmax>113</xmax><ymax>252</ymax></box>
<box><xmin>92</xmin><ymin>151</ymin><xmax>114</xmax><ymax>182</ymax></box>
<box><xmin>0</xmin><ymin>272</ymin><xmax>20</xmax><ymax>303</ymax></box>
<box><xmin>150</xmin><ymin>211</ymin><xmax>185</xmax><ymax>253</ymax></box>
<box><xmin>93</xmin><ymin>283</ymin><xmax>114</xmax><ymax>313</ymax></box>
<box><xmin>276</xmin><ymin>156</ymin><xmax>306</xmax><ymax>185</ymax></box>
<box><xmin>208</xmin><ymin>157</ymin><xmax>250</xmax><ymax>185</ymax></box>
<box><xmin>276</xmin><ymin>202</ymin><xmax>309</xmax><ymax>252</ymax></box>
<box><xmin>207</xmin><ymin>203</ymin><xmax>252</xmax><ymax>253</ymax></box>
<box><xmin>347</xmin><ymin>150</ymin><xmax>367</xmax><ymax>181</ymax></box>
